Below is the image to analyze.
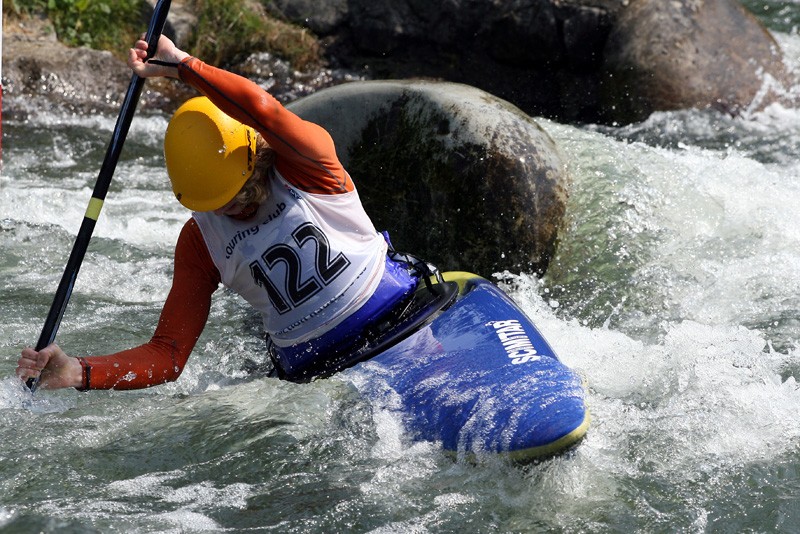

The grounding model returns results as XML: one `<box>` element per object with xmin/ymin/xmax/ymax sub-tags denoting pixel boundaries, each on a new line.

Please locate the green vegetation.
<box><xmin>3</xmin><ymin>0</ymin><xmax>322</xmax><ymax>68</ymax></box>
<box><xmin>189</xmin><ymin>0</ymin><xmax>320</xmax><ymax>69</ymax></box>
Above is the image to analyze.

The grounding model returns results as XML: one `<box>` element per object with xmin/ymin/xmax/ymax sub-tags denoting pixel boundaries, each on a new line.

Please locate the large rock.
<box><xmin>0</xmin><ymin>13</ymin><xmax>192</xmax><ymax>116</ymax></box>
<box><xmin>601</xmin><ymin>0</ymin><xmax>793</xmax><ymax>122</ymax></box>
<box><xmin>4</xmin><ymin>0</ymin><xmax>794</xmax><ymax>124</ymax></box>
<box><xmin>1</xmin><ymin>15</ymin><xmax>131</xmax><ymax>116</ymax></box>
<box><xmin>288</xmin><ymin>80</ymin><xmax>569</xmax><ymax>275</ymax></box>
<box><xmin>0</xmin><ymin>4</ymin><xmax>347</xmax><ymax>115</ymax></box>
<box><xmin>272</xmin><ymin>0</ymin><xmax>795</xmax><ymax>124</ymax></box>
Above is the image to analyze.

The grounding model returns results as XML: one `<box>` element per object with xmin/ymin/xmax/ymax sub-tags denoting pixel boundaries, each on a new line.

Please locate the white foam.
<box><xmin>153</xmin><ymin>509</ymin><xmax>221</xmax><ymax>532</ymax></box>
<box><xmin>0</xmin><ymin>507</ymin><xmax>14</xmax><ymax>528</ymax></box>
<box><xmin>0</xmin><ymin>376</ymin><xmax>75</xmax><ymax>413</ymax></box>
<box><xmin>500</xmin><ymin>273</ymin><xmax>800</xmax><ymax>481</ymax></box>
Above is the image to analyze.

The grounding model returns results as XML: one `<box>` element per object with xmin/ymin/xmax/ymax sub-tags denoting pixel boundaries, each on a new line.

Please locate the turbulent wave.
<box><xmin>2</xmin><ymin>26</ymin><xmax>800</xmax><ymax>533</ymax></box>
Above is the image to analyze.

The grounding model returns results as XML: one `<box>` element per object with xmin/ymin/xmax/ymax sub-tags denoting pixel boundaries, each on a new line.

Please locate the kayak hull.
<box><xmin>343</xmin><ymin>272</ymin><xmax>589</xmax><ymax>461</ymax></box>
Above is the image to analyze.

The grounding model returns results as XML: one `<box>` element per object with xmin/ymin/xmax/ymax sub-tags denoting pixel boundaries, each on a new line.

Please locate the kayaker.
<box><xmin>16</xmin><ymin>35</ymin><xmax>419</xmax><ymax>390</ymax></box>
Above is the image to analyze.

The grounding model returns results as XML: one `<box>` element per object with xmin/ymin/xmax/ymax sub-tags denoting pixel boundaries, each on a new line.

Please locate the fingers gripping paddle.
<box><xmin>27</xmin><ymin>0</ymin><xmax>172</xmax><ymax>393</ymax></box>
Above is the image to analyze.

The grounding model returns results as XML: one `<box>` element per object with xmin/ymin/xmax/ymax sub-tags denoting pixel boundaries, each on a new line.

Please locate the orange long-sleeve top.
<box><xmin>81</xmin><ymin>57</ymin><xmax>353</xmax><ymax>389</ymax></box>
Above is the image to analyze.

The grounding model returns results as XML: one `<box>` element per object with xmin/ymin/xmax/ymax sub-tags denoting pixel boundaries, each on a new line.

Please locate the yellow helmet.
<box><xmin>164</xmin><ymin>96</ymin><xmax>257</xmax><ymax>211</ymax></box>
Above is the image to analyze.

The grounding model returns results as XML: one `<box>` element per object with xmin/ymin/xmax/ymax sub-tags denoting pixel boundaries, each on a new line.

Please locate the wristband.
<box><xmin>76</xmin><ymin>357</ymin><xmax>91</xmax><ymax>391</ymax></box>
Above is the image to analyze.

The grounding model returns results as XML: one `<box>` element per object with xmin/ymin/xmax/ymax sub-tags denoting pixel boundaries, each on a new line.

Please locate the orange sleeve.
<box><xmin>177</xmin><ymin>57</ymin><xmax>354</xmax><ymax>195</ymax></box>
<box><xmin>81</xmin><ymin>219</ymin><xmax>220</xmax><ymax>389</ymax></box>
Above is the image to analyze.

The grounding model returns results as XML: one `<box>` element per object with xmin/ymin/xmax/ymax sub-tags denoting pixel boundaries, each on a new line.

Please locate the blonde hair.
<box><xmin>232</xmin><ymin>135</ymin><xmax>276</xmax><ymax>206</ymax></box>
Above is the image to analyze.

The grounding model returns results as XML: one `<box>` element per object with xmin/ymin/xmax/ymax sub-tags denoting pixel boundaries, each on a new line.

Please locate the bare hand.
<box><xmin>127</xmin><ymin>34</ymin><xmax>190</xmax><ymax>79</ymax></box>
<box><xmin>17</xmin><ymin>344</ymin><xmax>83</xmax><ymax>390</ymax></box>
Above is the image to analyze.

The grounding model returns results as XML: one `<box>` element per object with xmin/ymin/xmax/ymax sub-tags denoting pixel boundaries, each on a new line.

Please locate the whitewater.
<box><xmin>2</xmin><ymin>10</ymin><xmax>800</xmax><ymax>534</ymax></box>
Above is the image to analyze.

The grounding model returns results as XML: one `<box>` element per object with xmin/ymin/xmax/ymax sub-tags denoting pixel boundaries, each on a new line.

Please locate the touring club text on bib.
<box><xmin>193</xmin><ymin>170</ymin><xmax>387</xmax><ymax>347</ymax></box>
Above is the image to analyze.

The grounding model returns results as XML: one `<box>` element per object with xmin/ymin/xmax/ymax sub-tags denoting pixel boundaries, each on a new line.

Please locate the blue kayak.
<box><xmin>337</xmin><ymin>271</ymin><xmax>590</xmax><ymax>461</ymax></box>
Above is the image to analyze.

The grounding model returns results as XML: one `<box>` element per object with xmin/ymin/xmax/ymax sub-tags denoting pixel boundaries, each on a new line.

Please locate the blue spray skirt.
<box><xmin>342</xmin><ymin>272</ymin><xmax>590</xmax><ymax>461</ymax></box>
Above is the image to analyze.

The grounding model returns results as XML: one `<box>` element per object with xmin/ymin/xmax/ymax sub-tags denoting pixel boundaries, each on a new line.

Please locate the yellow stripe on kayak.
<box><xmin>441</xmin><ymin>271</ymin><xmax>484</xmax><ymax>293</ymax></box>
<box><xmin>84</xmin><ymin>197</ymin><xmax>104</xmax><ymax>221</ymax></box>
<box><xmin>506</xmin><ymin>410</ymin><xmax>591</xmax><ymax>463</ymax></box>
<box><xmin>442</xmin><ymin>410</ymin><xmax>591</xmax><ymax>464</ymax></box>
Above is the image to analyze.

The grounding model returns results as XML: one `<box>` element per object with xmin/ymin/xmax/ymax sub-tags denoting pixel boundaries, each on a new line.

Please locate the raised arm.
<box><xmin>128</xmin><ymin>35</ymin><xmax>352</xmax><ymax>194</ymax></box>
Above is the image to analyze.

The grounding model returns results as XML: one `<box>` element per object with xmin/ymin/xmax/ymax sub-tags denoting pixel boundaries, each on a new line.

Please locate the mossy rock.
<box><xmin>288</xmin><ymin>80</ymin><xmax>570</xmax><ymax>276</ymax></box>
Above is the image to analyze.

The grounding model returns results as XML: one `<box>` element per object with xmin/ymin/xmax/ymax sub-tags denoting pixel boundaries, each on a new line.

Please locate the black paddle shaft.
<box><xmin>27</xmin><ymin>0</ymin><xmax>172</xmax><ymax>392</ymax></box>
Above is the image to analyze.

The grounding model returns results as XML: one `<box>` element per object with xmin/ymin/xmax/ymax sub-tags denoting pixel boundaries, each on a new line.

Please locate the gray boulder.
<box><xmin>5</xmin><ymin>0</ymin><xmax>794</xmax><ymax>124</ymax></box>
<box><xmin>271</xmin><ymin>0</ymin><xmax>796</xmax><ymax>124</ymax></box>
<box><xmin>288</xmin><ymin>80</ymin><xmax>569</xmax><ymax>275</ymax></box>
<box><xmin>602</xmin><ymin>0</ymin><xmax>793</xmax><ymax>122</ymax></box>
<box><xmin>2</xmin><ymin>16</ymin><xmax>131</xmax><ymax>115</ymax></box>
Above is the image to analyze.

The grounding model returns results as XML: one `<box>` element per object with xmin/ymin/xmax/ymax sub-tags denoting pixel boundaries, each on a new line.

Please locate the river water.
<box><xmin>3</xmin><ymin>7</ymin><xmax>800</xmax><ymax>533</ymax></box>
